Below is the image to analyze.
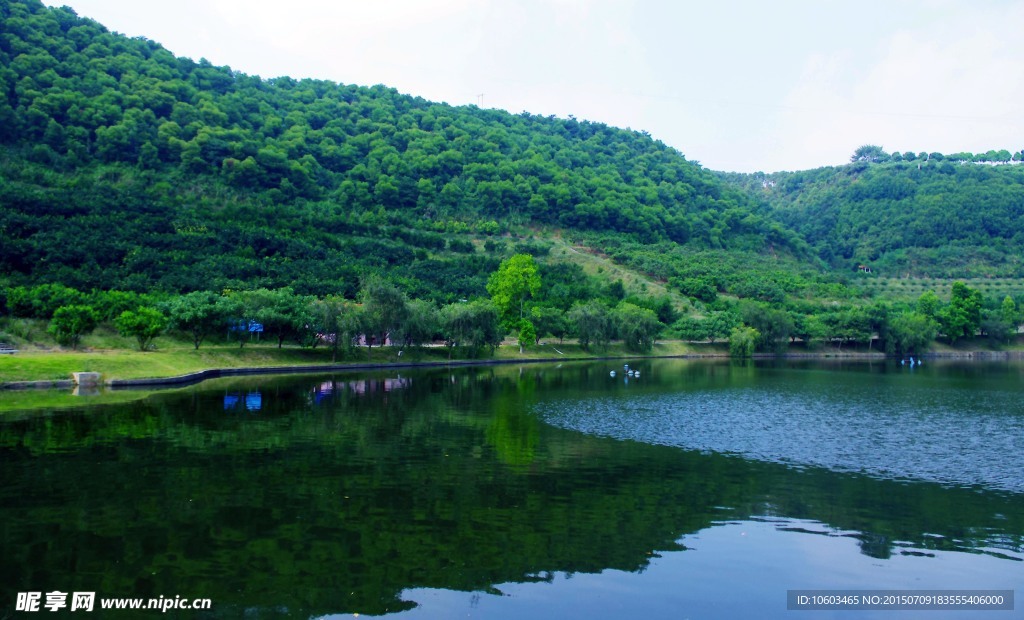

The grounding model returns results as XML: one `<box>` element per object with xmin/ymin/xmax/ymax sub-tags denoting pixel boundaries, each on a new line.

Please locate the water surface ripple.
<box><xmin>535</xmin><ymin>370</ymin><xmax>1024</xmax><ymax>493</ymax></box>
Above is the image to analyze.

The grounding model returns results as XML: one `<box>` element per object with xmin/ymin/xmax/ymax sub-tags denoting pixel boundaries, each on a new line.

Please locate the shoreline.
<box><xmin>5</xmin><ymin>353</ymin><xmax>700</xmax><ymax>391</ymax></box>
<box><xmin>3</xmin><ymin>348</ymin><xmax>1022</xmax><ymax>392</ymax></box>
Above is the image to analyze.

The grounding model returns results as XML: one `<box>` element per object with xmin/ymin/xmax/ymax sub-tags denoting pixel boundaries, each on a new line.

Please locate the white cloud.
<box><xmin>774</xmin><ymin>3</ymin><xmax>1024</xmax><ymax>170</ymax></box>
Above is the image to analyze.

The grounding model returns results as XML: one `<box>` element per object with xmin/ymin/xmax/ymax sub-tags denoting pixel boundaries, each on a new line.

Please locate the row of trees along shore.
<box><xmin>3</xmin><ymin>255</ymin><xmax>1021</xmax><ymax>360</ymax></box>
<box><xmin>0</xmin><ymin>255</ymin><xmax>662</xmax><ymax>359</ymax></box>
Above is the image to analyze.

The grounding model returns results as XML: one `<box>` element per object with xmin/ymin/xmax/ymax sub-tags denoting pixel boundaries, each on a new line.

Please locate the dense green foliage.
<box><xmin>728</xmin><ymin>326</ymin><xmax>758</xmax><ymax>358</ymax></box>
<box><xmin>46</xmin><ymin>304</ymin><xmax>96</xmax><ymax>348</ymax></box>
<box><xmin>567</xmin><ymin>300</ymin><xmax>612</xmax><ymax>351</ymax></box>
<box><xmin>0</xmin><ymin>0</ymin><xmax>794</xmax><ymax>303</ymax></box>
<box><xmin>487</xmin><ymin>254</ymin><xmax>541</xmax><ymax>326</ymax></box>
<box><xmin>3</xmin><ymin>0</ymin><xmax>1024</xmax><ymax>358</ymax></box>
<box><xmin>439</xmin><ymin>298</ymin><xmax>502</xmax><ymax>355</ymax></box>
<box><xmin>721</xmin><ymin>152</ymin><xmax>1024</xmax><ymax>278</ymax></box>
<box><xmin>113</xmin><ymin>305</ymin><xmax>166</xmax><ymax>350</ymax></box>
<box><xmin>614</xmin><ymin>302</ymin><xmax>662</xmax><ymax>353</ymax></box>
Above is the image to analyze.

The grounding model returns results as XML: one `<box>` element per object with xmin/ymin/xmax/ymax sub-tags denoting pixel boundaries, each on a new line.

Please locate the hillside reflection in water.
<box><xmin>1</xmin><ymin>359</ymin><xmax>1020</xmax><ymax>619</ymax></box>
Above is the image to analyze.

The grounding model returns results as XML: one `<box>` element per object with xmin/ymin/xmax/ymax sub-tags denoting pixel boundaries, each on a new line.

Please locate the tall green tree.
<box><xmin>310</xmin><ymin>295</ymin><xmax>356</xmax><ymax>361</ymax></box>
<box><xmin>165</xmin><ymin>291</ymin><xmax>230</xmax><ymax>350</ymax></box>
<box><xmin>863</xmin><ymin>301</ymin><xmax>892</xmax><ymax>352</ymax></box>
<box><xmin>235</xmin><ymin>288</ymin><xmax>310</xmax><ymax>348</ymax></box>
<box><xmin>568</xmin><ymin>300</ymin><xmax>612</xmax><ymax>351</ymax></box>
<box><xmin>1000</xmin><ymin>295</ymin><xmax>1019</xmax><ymax>328</ymax></box>
<box><xmin>707</xmin><ymin>311</ymin><xmax>742</xmax><ymax>344</ymax></box>
<box><xmin>917</xmin><ymin>290</ymin><xmax>941</xmax><ymax>319</ymax></box>
<box><xmin>939</xmin><ymin>282</ymin><xmax>981</xmax><ymax>343</ymax></box>
<box><xmin>823</xmin><ymin>307</ymin><xmax>872</xmax><ymax>351</ymax></box>
<box><xmin>487</xmin><ymin>254</ymin><xmax>541</xmax><ymax>327</ymax></box>
<box><xmin>114</xmin><ymin>306</ymin><xmax>168</xmax><ymax>351</ymax></box>
<box><xmin>614</xmin><ymin>302</ymin><xmax>662</xmax><ymax>353</ymax></box>
<box><xmin>261</xmin><ymin>288</ymin><xmax>312</xmax><ymax>348</ymax></box>
<box><xmin>360</xmin><ymin>277</ymin><xmax>409</xmax><ymax>348</ymax></box>
<box><xmin>889</xmin><ymin>312</ymin><xmax>938</xmax><ymax>357</ymax></box>
<box><xmin>220</xmin><ymin>293</ymin><xmax>253</xmax><ymax>349</ymax></box>
<box><xmin>740</xmin><ymin>301</ymin><xmax>793</xmax><ymax>354</ymax></box>
<box><xmin>998</xmin><ymin>295</ymin><xmax>1020</xmax><ymax>343</ymax></box>
<box><xmin>980</xmin><ymin>295</ymin><xmax>1019</xmax><ymax>345</ymax></box>
<box><xmin>528</xmin><ymin>305</ymin><xmax>566</xmax><ymax>345</ymax></box>
<box><xmin>396</xmin><ymin>299</ymin><xmax>439</xmax><ymax>349</ymax></box>
<box><xmin>440</xmin><ymin>299</ymin><xmax>502</xmax><ymax>356</ymax></box>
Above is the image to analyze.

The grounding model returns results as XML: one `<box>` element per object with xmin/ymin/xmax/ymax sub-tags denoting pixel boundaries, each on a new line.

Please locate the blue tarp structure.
<box><xmin>229</xmin><ymin>320</ymin><xmax>263</xmax><ymax>333</ymax></box>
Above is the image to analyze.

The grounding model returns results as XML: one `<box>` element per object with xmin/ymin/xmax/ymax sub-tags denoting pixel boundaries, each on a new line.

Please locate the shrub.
<box><xmin>48</xmin><ymin>305</ymin><xmax>99</xmax><ymax>349</ymax></box>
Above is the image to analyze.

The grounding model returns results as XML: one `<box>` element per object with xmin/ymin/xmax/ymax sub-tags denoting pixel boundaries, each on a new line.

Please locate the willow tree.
<box><xmin>360</xmin><ymin>276</ymin><xmax>409</xmax><ymax>348</ymax></box>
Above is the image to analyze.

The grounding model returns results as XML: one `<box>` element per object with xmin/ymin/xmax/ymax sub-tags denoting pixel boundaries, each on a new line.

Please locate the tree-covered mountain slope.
<box><xmin>0</xmin><ymin>0</ymin><xmax>809</xmax><ymax>300</ymax></box>
<box><xmin>720</xmin><ymin>153</ymin><xmax>1024</xmax><ymax>278</ymax></box>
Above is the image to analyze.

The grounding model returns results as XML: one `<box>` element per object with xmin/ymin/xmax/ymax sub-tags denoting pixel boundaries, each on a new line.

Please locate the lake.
<box><xmin>1</xmin><ymin>359</ymin><xmax>1021</xmax><ymax>618</ymax></box>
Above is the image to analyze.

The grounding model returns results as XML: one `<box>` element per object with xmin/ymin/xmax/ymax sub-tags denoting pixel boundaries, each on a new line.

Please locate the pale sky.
<box><xmin>41</xmin><ymin>0</ymin><xmax>1024</xmax><ymax>173</ymax></box>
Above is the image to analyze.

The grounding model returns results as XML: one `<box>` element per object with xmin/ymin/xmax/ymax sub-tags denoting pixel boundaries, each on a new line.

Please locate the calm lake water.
<box><xmin>1</xmin><ymin>359</ymin><xmax>1021</xmax><ymax>619</ymax></box>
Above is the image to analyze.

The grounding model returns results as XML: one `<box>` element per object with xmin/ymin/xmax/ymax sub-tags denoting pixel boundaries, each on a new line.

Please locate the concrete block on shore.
<box><xmin>72</xmin><ymin>372</ymin><xmax>102</xmax><ymax>386</ymax></box>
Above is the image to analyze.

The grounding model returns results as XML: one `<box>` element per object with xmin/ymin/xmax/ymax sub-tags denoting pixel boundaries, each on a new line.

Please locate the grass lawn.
<box><xmin>0</xmin><ymin>344</ymin><xmax>414</xmax><ymax>383</ymax></box>
<box><xmin>0</xmin><ymin>337</ymin><xmax>716</xmax><ymax>414</ymax></box>
<box><xmin>0</xmin><ymin>333</ymin><xmax>711</xmax><ymax>385</ymax></box>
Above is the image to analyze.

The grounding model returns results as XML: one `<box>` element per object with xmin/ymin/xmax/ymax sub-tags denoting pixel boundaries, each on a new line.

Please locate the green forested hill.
<box><xmin>721</xmin><ymin>155</ymin><xmax>1024</xmax><ymax>278</ymax></box>
<box><xmin>8</xmin><ymin>0</ymin><xmax>1024</xmax><ymax>362</ymax></box>
<box><xmin>0</xmin><ymin>0</ymin><xmax>806</xmax><ymax>300</ymax></box>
